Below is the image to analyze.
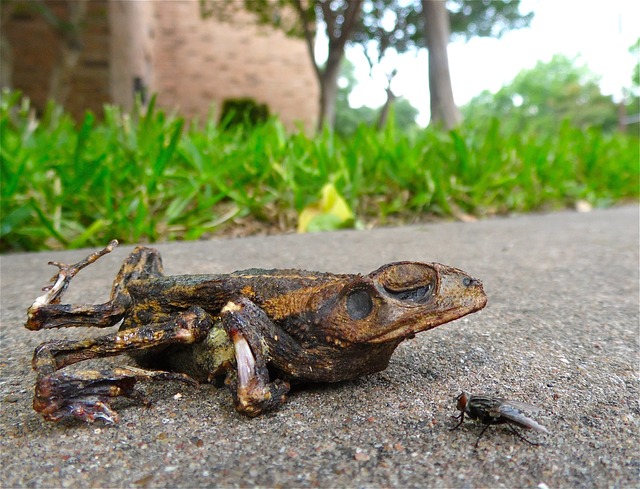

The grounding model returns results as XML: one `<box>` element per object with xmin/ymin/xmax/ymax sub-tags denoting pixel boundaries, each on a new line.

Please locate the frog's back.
<box><xmin>226</xmin><ymin>268</ymin><xmax>352</xmax><ymax>300</ymax></box>
<box><xmin>125</xmin><ymin>268</ymin><xmax>353</xmax><ymax>314</ymax></box>
<box><xmin>121</xmin><ymin>267</ymin><xmax>352</xmax><ymax>371</ymax></box>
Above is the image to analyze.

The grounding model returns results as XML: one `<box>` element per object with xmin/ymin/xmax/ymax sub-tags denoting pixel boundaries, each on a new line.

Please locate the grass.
<box><xmin>1</xmin><ymin>89</ymin><xmax>638</xmax><ymax>252</ymax></box>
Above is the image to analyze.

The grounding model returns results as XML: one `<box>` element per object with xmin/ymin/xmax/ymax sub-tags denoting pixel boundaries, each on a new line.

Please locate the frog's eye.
<box><xmin>346</xmin><ymin>289</ymin><xmax>373</xmax><ymax>320</ymax></box>
<box><xmin>383</xmin><ymin>282</ymin><xmax>433</xmax><ymax>303</ymax></box>
<box><xmin>374</xmin><ymin>263</ymin><xmax>437</xmax><ymax>303</ymax></box>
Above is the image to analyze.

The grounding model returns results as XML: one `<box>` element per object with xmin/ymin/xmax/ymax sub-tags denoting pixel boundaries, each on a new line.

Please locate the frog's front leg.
<box><xmin>220</xmin><ymin>298</ymin><xmax>291</xmax><ymax>417</ymax></box>
<box><xmin>32</xmin><ymin>306</ymin><xmax>213</xmax><ymax>423</ymax></box>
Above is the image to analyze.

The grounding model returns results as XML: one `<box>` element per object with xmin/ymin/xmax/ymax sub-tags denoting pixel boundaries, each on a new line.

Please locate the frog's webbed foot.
<box><xmin>31</xmin><ymin>307</ymin><xmax>212</xmax><ymax>423</ymax></box>
<box><xmin>32</xmin><ymin>240</ymin><xmax>119</xmax><ymax>308</ymax></box>
<box><xmin>26</xmin><ymin>240</ymin><xmax>125</xmax><ymax>331</ymax></box>
<box><xmin>220</xmin><ymin>299</ymin><xmax>291</xmax><ymax>417</ymax></box>
<box><xmin>26</xmin><ymin>241</ymin><xmax>164</xmax><ymax>331</ymax></box>
<box><xmin>34</xmin><ymin>366</ymin><xmax>195</xmax><ymax>423</ymax></box>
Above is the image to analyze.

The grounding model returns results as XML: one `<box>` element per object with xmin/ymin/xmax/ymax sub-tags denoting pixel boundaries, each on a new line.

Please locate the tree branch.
<box><xmin>319</xmin><ymin>1</ymin><xmax>335</xmax><ymax>42</ymax></box>
<box><xmin>290</xmin><ymin>0</ymin><xmax>322</xmax><ymax>79</ymax></box>
<box><xmin>327</xmin><ymin>0</ymin><xmax>363</xmax><ymax>52</ymax></box>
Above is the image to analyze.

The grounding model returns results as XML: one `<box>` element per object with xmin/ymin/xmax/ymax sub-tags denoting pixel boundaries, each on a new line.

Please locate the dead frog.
<box><xmin>25</xmin><ymin>240</ymin><xmax>487</xmax><ymax>423</ymax></box>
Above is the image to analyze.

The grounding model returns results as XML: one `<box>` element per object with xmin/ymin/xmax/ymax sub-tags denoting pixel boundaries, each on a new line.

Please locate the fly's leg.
<box><xmin>450</xmin><ymin>411</ymin><xmax>491</xmax><ymax>448</ymax></box>
<box><xmin>474</xmin><ymin>424</ymin><xmax>491</xmax><ymax>448</ymax></box>
<box><xmin>25</xmin><ymin>241</ymin><xmax>164</xmax><ymax>330</ymax></box>
<box><xmin>450</xmin><ymin>411</ymin><xmax>465</xmax><ymax>431</ymax></box>
<box><xmin>505</xmin><ymin>423</ymin><xmax>539</xmax><ymax>446</ymax></box>
<box><xmin>470</xmin><ymin>423</ymin><xmax>538</xmax><ymax>448</ymax></box>
<box><xmin>32</xmin><ymin>306</ymin><xmax>213</xmax><ymax>423</ymax></box>
<box><xmin>219</xmin><ymin>297</ymin><xmax>291</xmax><ymax>417</ymax></box>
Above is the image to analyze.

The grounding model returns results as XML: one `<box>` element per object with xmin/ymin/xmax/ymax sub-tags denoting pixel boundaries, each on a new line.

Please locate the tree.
<box><xmin>44</xmin><ymin>0</ymin><xmax>89</xmax><ymax>106</ymax></box>
<box><xmin>0</xmin><ymin>0</ymin><xmax>89</xmax><ymax>105</ymax></box>
<box><xmin>201</xmin><ymin>0</ymin><xmax>363</xmax><ymax>131</ymax></box>
<box><xmin>461</xmin><ymin>55</ymin><xmax>619</xmax><ymax>132</ymax></box>
<box><xmin>621</xmin><ymin>39</ymin><xmax>639</xmax><ymax>134</ymax></box>
<box><xmin>631</xmin><ymin>39</ymin><xmax>640</xmax><ymax>94</ymax></box>
<box><xmin>202</xmin><ymin>0</ymin><xmax>532</xmax><ymax>130</ymax></box>
<box><xmin>341</xmin><ymin>0</ymin><xmax>533</xmax><ymax>129</ymax></box>
<box><xmin>422</xmin><ymin>0</ymin><xmax>459</xmax><ymax>128</ymax></box>
<box><xmin>357</xmin><ymin>0</ymin><xmax>532</xmax><ymax>129</ymax></box>
<box><xmin>335</xmin><ymin>58</ymin><xmax>376</xmax><ymax>135</ymax></box>
<box><xmin>334</xmin><ymin>58</ymin><xmax>418</xmax><ymax>136</ymax></box>
<box><xmin>354</xmin><ymin>3</ymin><xmax>414</xmax><ymax>129</ymax></box>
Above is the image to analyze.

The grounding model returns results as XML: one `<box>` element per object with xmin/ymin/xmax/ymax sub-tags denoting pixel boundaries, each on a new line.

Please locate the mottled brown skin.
<box><xmin>25</xmin><ymin>240</ymin><xmax>486</xmax><ymax>423</ymax></box>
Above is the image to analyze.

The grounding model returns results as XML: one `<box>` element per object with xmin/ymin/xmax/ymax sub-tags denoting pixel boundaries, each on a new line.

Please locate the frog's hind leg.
<box><xmin>32</xmin><ymin>306</ymin><xmax>214</xmax><ymax>423</ymax></box>
<box><xmin>33</xmin><ymin>366</ymin><xmax>188</xmax><ymax>423</ymax></box>
<box><xmin>25</xmin><ymin>241</ymin><xmax>164</xmax><ymax>331</ymax></box>
<box><xmin>219</xmin><ymin>298</ymin><xmax>291</xmax><ymax>417</ymax></box>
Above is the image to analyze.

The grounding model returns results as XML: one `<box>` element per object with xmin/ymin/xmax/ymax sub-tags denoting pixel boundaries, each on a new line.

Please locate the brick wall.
<box><xmin>5</xmin><ymin>0</ymin><xmax>111</xmax><ymax>121</ymax></box>
<box><xmin>148</xmin><ymin>1</ymin><xmax>319</xmax><ymax>130</ymax></box>
<box><xmin>4</xmin><ymin>0</ymin><xmax>319</xmax><ymax>130</ymax></box>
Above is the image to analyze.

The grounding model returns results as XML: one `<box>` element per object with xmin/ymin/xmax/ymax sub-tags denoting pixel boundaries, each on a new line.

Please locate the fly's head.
<box><xmin>456</xmin><ymin>391</ymin><xmax>470</xmax><ymax>412</ymax></box>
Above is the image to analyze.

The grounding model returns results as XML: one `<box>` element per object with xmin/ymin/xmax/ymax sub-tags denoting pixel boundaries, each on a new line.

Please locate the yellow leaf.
<box><xmin>297</xmin><ymin>183</ymin><xmax>354</xmax><ymax>233</ymax></box>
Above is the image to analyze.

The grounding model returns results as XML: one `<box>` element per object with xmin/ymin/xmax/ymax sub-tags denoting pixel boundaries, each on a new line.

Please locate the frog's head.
<box><xmin>323</xmin><ymin>262</ymin><xmax>487</xmax><ymax>344</ymax></box>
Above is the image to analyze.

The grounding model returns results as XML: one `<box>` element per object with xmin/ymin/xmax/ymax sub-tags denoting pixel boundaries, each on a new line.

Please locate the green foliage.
<box><xmin>1</xmin><ymin>89</ymin><xmax>637</xmax><ymax>252</ymax></box>
<box><xmin>354</xmin><ymin>0</ymin><xmax>533</xmax><ymax>53</ymax></box>
<box><xmin>334</xmin><ymin>59</ymin><xmax>419</xmax><ymax>136</ymax></box>
<box><xmin>200</xmin><ymin>0</ymin><xmax>316</xmax><ymax>39</ymax></box>
<box><xmin>335</xmin><ymin>59</ymin><xmax>375</xmax><ymax>136</ymax></box>
<box><xmin>462</xmin><ymin>55</ymin><xmax>619</xmax><ymax>133</ymax></box>
<box><xmin>335</xmin><ymin>99</ymin><xmax>418</xmax><ymax>137</ymax></box>
<box><xmin>201</xmin><ymin>1</ymin><xmax>534</xmax><ymax>130</ymax></box>
<box><xmin>630</xmin><ymin>38</ymin><xmax>640</xmax><ymax>92</ymax></box>
<box><xmin>219</xmin><ymin>98</ymin><xmax>270</xmax><ymax>129</ymax></box>
<box><xmin>448</xmin><ymin>0</ymin><xmax>533</xmax><ymax>40</ymax></box>
<box><xmin>624</xmin><ymin>39</ymin><xmax>640</xmax><ymax>135</ymax></box>
<box><xmin>202</xmin><ymin>0</ymin><xmax>533</xmax><ymax>51</ymax></box>
<box><xmin>335</xmin><ymin>103</ymin><xmax>377</xmax><ymax>137</ymax></box>
<box><xmin>391</xmin><ymin>98</ymin><xmax>420</xmax><ymax>130</ymax></box>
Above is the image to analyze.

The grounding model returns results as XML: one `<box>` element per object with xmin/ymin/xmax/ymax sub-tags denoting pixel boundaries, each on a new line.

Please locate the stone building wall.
<box><xmin>4</xmin><ymin>0</ymin><xmax>319</xmax><ymax>130</ymax></box>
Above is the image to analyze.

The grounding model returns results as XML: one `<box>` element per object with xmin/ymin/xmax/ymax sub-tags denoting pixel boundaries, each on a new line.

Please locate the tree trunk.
<box><xmin>312</xmin><ymin>0</ymin><xmax>363</xmax><ymax>131</ymax></box>
<box><xmin>318</xmin><ymin>49</ymin><xmax>343</xmax><ymax>131</ymax></box>
<box><xmin>377</xmin><ymin>86</ymin><xmax>397</xmax><ymax>129</ymax></box>
<box><xmin>422</xmin><ymin>0</ymin><xmax>461</xmax><ymax>129</ymax></box>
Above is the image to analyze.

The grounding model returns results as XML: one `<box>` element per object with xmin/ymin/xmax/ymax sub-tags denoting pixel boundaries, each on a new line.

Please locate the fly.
<box><xmin>451</xmin><ymin>391</ymin><xmax>549</xmax><ymax>447</ymax></box>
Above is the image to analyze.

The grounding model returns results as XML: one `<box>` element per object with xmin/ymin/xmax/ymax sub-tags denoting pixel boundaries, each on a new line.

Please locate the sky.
<box><xmin>343</xmin><ymin>0</ymin><xmax>640</xmax><ymax>125</ymax></box>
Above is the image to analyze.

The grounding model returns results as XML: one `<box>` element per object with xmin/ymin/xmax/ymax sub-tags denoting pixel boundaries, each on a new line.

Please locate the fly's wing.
<box><xmin>497</xmin><ymin>404</ymin><xmax>549</xmax><ymax>434</ymax></box>
<box><xmin>499</xmin><ymin>399</ymin><xmax>542</xmax><ymax>414</ymax></box>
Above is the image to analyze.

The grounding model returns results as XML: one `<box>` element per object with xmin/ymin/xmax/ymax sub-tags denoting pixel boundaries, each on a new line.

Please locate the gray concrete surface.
<box><xmin>1</xmin><ymin>205</ymin><xmax>638</xmax><ymax>488</ymax></box>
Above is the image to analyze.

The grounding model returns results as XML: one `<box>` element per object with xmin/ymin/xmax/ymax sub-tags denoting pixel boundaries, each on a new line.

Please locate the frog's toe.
<box><xmin>41</xmin><ymin>398</ymin><xmax>121</xmax><ymax>424</ymax></box>
<box><xmin>225</xmin><ymin>372</ymin><xmax>290</xmax><ymax>417</ymax></box>
<box><xmin>32</xmin><ymin>365</ymin><xmax>199</xmax><ymax>424</ymax></box>
<box><xmin>33</xmin><ymin>368</ymin><xmax>141</xmax><ymax>424</ymax></box>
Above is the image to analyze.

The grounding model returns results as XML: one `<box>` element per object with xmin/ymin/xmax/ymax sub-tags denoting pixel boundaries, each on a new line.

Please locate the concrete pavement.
<box><xmin>1</xmin><ymin>205</ymin><xmax>638</xmax><ymax>488</ymax></box>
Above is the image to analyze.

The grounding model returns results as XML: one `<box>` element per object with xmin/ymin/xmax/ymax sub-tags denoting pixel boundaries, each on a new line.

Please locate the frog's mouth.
<box><xmin>365</xmin><ymin>294</ymin><xmax>487</xmax><ymax>344</ymax></box>
<box><xmin>359</xmin><ymin>269</ymin><xmax>487</xmax><ymax>344</ymax></box>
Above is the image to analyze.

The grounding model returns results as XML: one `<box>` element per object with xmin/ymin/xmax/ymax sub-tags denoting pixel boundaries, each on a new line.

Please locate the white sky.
<box><xmin>343</xmin><ymin>0</ymin><xmax>640</xmax><ymax>125</ymax></box>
